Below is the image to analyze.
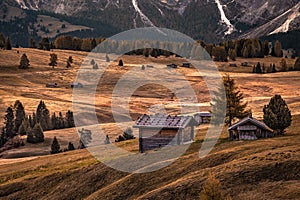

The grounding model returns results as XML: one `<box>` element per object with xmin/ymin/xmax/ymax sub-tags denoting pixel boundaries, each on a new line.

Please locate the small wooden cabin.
<box><xmin>46</xmin><ymin>83</ymin><xmax>58</xmax><ymax>88</ymax></box>
<box><xmin>228</xmin><ymin>115</ymin><xmax>274</xmax><ymax>140</ymax></box>
<box><xmin>241</xmin><ymin>62</ymin><xmax>248</xmax><ymax>67</ymax></box>
<box><xmin>194</xmin><ymin>112</ymin><xmax>212</xmax><ymax>123</ymax></box>
<box><xmin>181</xmin><ymin>62</ymin><xmax>191</xmax><ymax>68</ymax></box>
<box><xmin>133</xmin><ymin>114</ymin><xmax>199</xmax><ymax>152</ymax></box>
<box><xmin>167</xmin><ymin>64</ymin><xmax>178</xmax><ymax>68</ymax></box>
<box><xmin>71</xmin><ymin>82</ymin><xmax>83</xmax><ymax>88</ymax></box>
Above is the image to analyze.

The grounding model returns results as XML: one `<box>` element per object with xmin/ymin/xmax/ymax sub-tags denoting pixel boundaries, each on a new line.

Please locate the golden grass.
<box><xmin>0</xmin><ymin>48</ymin><xmax>299</xmax><ymax>199</ymax></box>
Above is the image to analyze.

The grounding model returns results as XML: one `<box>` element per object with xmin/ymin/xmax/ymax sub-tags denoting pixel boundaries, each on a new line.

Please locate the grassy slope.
<box><xmin>0</xmin><ymin>48</ymin><xmax>299</xmax><ymax>199</ymax></box>
<box><xmin>0</xmin><ymin>115</ymin><xmax>299</xmax><ymax>200</ymax></box>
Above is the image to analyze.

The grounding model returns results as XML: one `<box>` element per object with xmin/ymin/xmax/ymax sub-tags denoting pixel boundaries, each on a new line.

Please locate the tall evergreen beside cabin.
<box><xmin>211</xmin><ymin>74</ymin><xmax>249</xmax><ymax>126</ymax></box>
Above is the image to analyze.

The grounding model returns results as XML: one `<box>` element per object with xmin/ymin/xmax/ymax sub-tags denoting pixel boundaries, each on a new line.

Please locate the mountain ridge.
<box><xmin>1</xmin><ymin>0</ymin><xmax>300</xmax><ymax>46</ymax></box>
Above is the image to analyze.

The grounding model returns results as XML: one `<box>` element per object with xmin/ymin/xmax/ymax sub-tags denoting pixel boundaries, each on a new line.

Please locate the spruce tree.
<box><xmin>29</xmin><ymin>37</ymin><xmax>36</xmax><ymax>48</ymax></box>
<box><xmin>104</xmin><ymin>135</ymin><xmax>110</xmax><ymax>144</ymax></box>
<box><xmin>26</xmin><ymin>127</ymin><xmax>35</xmax><ymax>143</ymax></box>
<box><xmin>3</xmin><ymin>106</ymin><xmax>15</xmax><ymax>139</ymax></box>
<box><xmin>280</xmin><ymin>58</ymin><xmax>287</xmax><ymax>72</ymax></box>
<box><xmin>118</xmin><ymin>59</ymin><xmax>124</xmax><ymax>66</ymax></box>
<box><xmin>211</xmin><ymin>75</ymin><xmax>249</xmax><ymax>126</ymax></box>
<box><xmin>36</xmin><ymin>101</ymin><xmax>51</xmax><ymax>131</ymax></box>
<box><xmin>13</xmin><ymin>100</ymin><xmax>25</xmax><ymax>133</ymax></box>
<box><xmin>68</xmin><ymin>142</ymin><xmax>75</xmax><ymax>151</ymax></box>
<box><xmin>51</xmin><ymin>112</ymin><xmax>58</xmax><ymax>129</ymax></box>
<box><xmin>200</xmin><ymin>173</ymin><xmax>230</xmax><ymax>200</ymax></box>
<box><xmin>65</xmin><ymin>110</ymin><xmax>75</xmax><ymax>128</ymax></box>
<box><xmin>255</xmin><ymin>62</ymin><xmax>262</xmax><ymax>73</ymax></box>
<box><xmin>90</xmin><ymin>59</ymin><xmax>95</xmax><ymax>65</ymax></box>
<box><xmin>49</xmin><ymin>53</ymin><xmax>58</xmax><ymax>68</ymax></box>
<box><xmin>66</xmin><ymin>56</ymin><xmax>73</xmax><ymax>68</ymax></box>
<box><xmin>32</xmin><ymin>123</ymin><xmax>44</xmax><ymax>143</ymax></box>
<box><xmin>93</xmin><ymin>63</ymin><xmax>99</xmax><ymax>69</ymax></box>
<box><xmin>50</xmin><ymin>137</ymin><xmax>61</xmax><ymax>154</ymax></box>
<box><xmin>0</xmin><ymin>33</ymin><xmax>5</xmax><ymax>49</ymax></box>
<box><xmin>263</xmin><ymin>95</ymin><xmax>292</xmax><ymax>135</ymax></box>
<box><xmin>294</xmin><ymin>57</ymin><xmax>300</xmax><ymax>71</ymax></box>
<box><xmin>272</xmin><ymin>64</ymin><xmax>277</xmax><ymax>73</ymax></box>
<box><xmin>273</xmin><ymin>40</ymin><xmax>283</xmax><ymax>57</ymax></box>
<box><xmin>18</xmin><ymin>118</ymin><xmax>30</xmax><ymax>136</ymax></box>
<box><xmin>38</xmin><ymin>37</ymin><xmax>50</xmax><ymax>50</ymax></box>
<box><xmin>19</xmin><ymin>54</ymin><xmax>30</xmax><ymax>69</ymax></box>
<box><xmin>4</xmin><ymin>37</ymin><xmax>12</xmax><ymax>50</ymax></box>
<box><xmin>0</xmin><ymin>128</ymin><xmax>7</xmax><ymax>147</ymax></box>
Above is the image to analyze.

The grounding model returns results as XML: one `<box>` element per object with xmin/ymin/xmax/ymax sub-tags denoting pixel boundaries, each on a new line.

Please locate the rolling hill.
<box><xmin>0</xmin><ymin>48</ymin><xmax>299</xmax><ymax>199</ymax></box>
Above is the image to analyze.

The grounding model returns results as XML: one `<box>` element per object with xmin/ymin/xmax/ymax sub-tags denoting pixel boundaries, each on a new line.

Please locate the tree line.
<box><xmin>0</xmin><ymin>100</ymin><xmax>75</xmax><ymax>148</ymax></box>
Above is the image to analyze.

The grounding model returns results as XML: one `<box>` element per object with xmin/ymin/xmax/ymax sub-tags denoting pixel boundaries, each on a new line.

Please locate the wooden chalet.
<box><xmin>181</xmin><ymin>62</ymin><xmax>191</xmax><ymax>68</ymax></box>
<box><xmin>133</xmin><ymin>114</ymin><xmax>199</xmax><ymax>152</ymax></box>
<box><xmin>71</xmin><ymin>82</ymin><xmax>83</xmax><ymax>88</ymax></box>
<box><xmin>228</xmin><ymin>115</ymin><xmax>274</xmax><ymax>140</ymax></box>
<box><xmin>167</xmin><ymin>64</ymin><xmax>178</xmax><ymax>68</ymax></box>
<box><xmin>194</xmin><ymin>112</ymin><xmax>212</xmax><ymax>123</ymax></box>
<box><xmin>46</xmin><ymin>82</ymin><xmax>58</xmax><ymax>88</ymax></box>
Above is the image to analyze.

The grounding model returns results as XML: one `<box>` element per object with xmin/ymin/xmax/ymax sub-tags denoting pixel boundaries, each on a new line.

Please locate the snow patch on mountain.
<box><xmin>270</xmin><ymin>3</ymin><xmax>300</xmax><ymax>35</ymax></box>
<box><xmin>132</xmin><ymin>0</ymin><xmax>155</xmax><ymax>27</ymax></box>
<box><xmin>214</xmin><ymin>0</ymin><xmax>235</xmax><ymax>35</ymax></box>
<box><xmin>15</xmin><ymin>0</ymin><xmax>29</xmax><ymax>9</ymax></box>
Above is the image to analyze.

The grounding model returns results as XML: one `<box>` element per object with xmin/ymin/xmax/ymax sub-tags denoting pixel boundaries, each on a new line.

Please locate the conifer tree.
<box><xmin>293</xmin><ymin>57</ymin><xmax>300</xmax><ymax>71</ymax></box>
<box><xmin>66</xmin><ymin>56</ymin><xmax>73</xmax><ymax>68</ymax></box>
<box><xmin>90</xmin><ymin>59</ymin><xmax>95</xmax><ymax>65</ymax></box>
<box><xmin>280</xmin><ymin>58</ymin><xmax>287</xmax><ymax>72</ymax></box>
<box><xmin>273</xmin><ymin>40</ymin><xmax>283</xmax><ymax>57</ymax></box>
<box><xmin>263</xmin><ymin>40</ymin><xmax>269</xmax><ymax>56</ymax></box>
<box><xmin>26</xmin><ymin>127</ymin><xmax>34</xmax><ymax>143</ymax></box>
<box><xmin>38</xmin><ymin>37</ymin><xmax>50</xmax><ymax>50</ymax></box>
<box><xmin>263</xmin><ymin>95</ymin><xmax>292</xmax><ymax>135</ymax></box>
<box><xmin>254</xmin><ymin>62</ymin><xmax>262</xmax><ymax>73</ymax></box>
<box><xmin>4</xmin><ymin>37</ymin><xmax>12</xmax><ymax>50</ymax></box>
<box><xmin>49</xmin><ymin>53</ymin><xmax>58</xmax><ymax>68</ymax></box>
<box><xmin>272</xmin><ymin>64</ymin><xmax>277</xmax><ymax>73</ymax></box>
<box><xmin>118</xmin><ymin>59</ymin><xmax>124</xmax><ymax>66</ymax></box>
<box><xmin>200</xmin><ymin>173</ymin><xmax>230</xmax><ymax>200</ymax></box>
<box><xmin>36</xmin><ymin>101</ymin><xmax>51</xmax><ymax>131</ymax></box>
<box><xmin>0</xmin><ymin>33</ymin><xmax>5</xmax><ymax>49</ymax></box>
<box><xmin>50</xmin><ymin>136</ymin><xmax>61</xmax><ymax>154</ymax></box>
<box><xmin>19</xmin><ymin>53</ymin><xmax>30</xmax><ymax>69</ymax></box>
<box><xmin>32</xmin><ymin>123</ymin><xmax>44</xmax><ymax>143</ymax></box>
<box><xmin>51</xmin><ymin>112</ymin><xmax>58</xmax><ymax>129</ymax></box>
<box><xmin>65</xmin><ymin>110</ymin><xmax>75</xmax><ymax>128</ymax></box>
<box><xmin>18</xmin><ymin>118</ymin><xmax>30</xmax><ymax>136</ymax></box>
<box><xmin>93</xmin><ymin>63</ymin><xmax>99</xmax><ymax>69</ymax></box>
<box><xmin>3</xmin><ymin>106</ymin><xmax>15</xmax><ymax>139</ymax></box>
<box><xmin>104</xmin><ymin>135</ymin><xmax>110</xmax><ymax>144</ymax></box>
<box><xmin>211</xmin><ymin>75</ymin><xmax>249</xmax><ymax>126</ymax></box>
<box><xmin>29</xmin><ymin>37</ymin><xmax>36</xmax><ymax>48</ymax></box>
<box><xmin>0</xmin><ymin>128</ymin><xmax>7</xmax><ymax>147</ymax></box>
<box><xmin>13</xmin><ymin>100</ymin><xmax>25</xmax><ymax>133</ymax></box>
<box><xmin>67</xmin><ymin>142</ymin><xmax>75</xmax><ymax>151</ymax></box>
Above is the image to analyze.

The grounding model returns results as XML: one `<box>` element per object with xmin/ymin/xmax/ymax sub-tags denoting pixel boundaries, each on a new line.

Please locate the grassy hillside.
<box><xmin>0</xmin><ymin>48</ymin><xmax>299</xmax><ymax>199</ymax></box>
<box><xmin>0</xmin><ymin>115</ymin><xmax>299</xmax><ymax>199</ymax></box>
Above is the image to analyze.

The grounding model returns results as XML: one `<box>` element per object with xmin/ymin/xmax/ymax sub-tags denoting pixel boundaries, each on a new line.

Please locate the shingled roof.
<box><xmin>228</xmin><ymin>116</ymin><xmax>273</xmax><ymax>132</ymax></box>
<box><xmin>133</xmin><ymin>114</ymin><xmax>198</xmax><ymax>129</ymax></box>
